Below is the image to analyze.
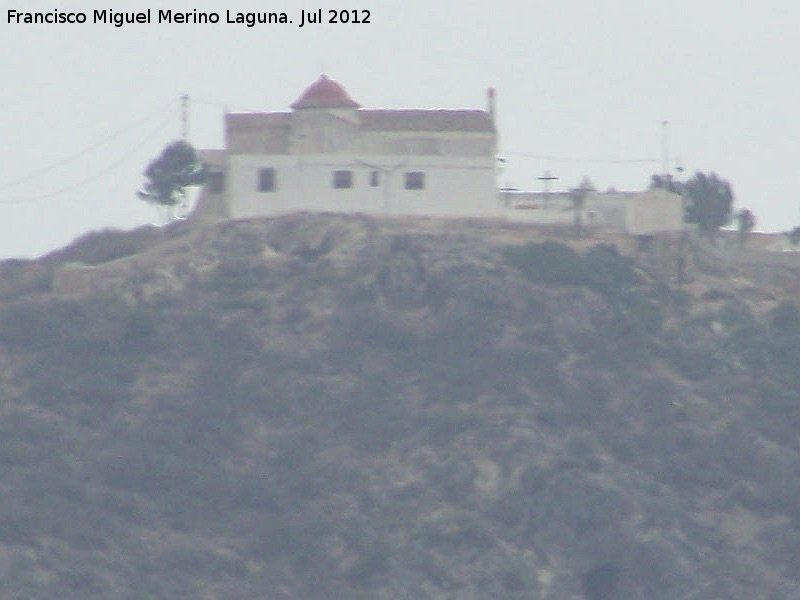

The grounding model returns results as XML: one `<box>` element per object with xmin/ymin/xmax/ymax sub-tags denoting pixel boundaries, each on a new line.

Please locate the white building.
<box><xmin>501</xmin><ymin>186</ymin><xmax>685</xmax><ymax>235</ymax></box>
<box><xmin>194</xmin><ymin>75</ymin><xmax>498</xmax><ymax>220</ymax></box>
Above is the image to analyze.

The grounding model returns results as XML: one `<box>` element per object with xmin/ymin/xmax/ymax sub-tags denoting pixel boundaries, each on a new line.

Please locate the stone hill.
<box><xmin>1</xmin><ymin>213</ymin><xmax>800</xmax><ymax>599</ymax></box>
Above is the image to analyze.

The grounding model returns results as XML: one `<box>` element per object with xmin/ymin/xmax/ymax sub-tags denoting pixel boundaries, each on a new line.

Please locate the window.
<box><xmin>369</xmin><ymin>170</ymin><xmax>380</xmax><ymax>187</ymax></box>
<box><xmin>207</xmin><ymin>171</ymin><xmax>225</xmax><ymax>194</ymax></box>
<box><xmin>258</xmin><ymin>167</ymin><xmax>276</xmax><ymax>192</ymax></box>
<box><xmin>333</xmin><ymin>170</ymin><xmax>352</xmax><ymax>189</ymax></box>
<box><xmin>404</xmin><ymin>171</ymin><xmax>425</xmax><ymax>190</ymax></box>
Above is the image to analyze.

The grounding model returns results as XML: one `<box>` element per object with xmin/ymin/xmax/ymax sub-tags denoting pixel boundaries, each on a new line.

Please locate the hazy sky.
<box><xmin>2</xmin><ymin>1</ymin><xmax>799</xmax><ymax>257</ymax></box>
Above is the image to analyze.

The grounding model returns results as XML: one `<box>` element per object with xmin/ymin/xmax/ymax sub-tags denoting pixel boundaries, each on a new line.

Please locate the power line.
<box><xmin>192</xmin><ymin>96</ymin><xmax>273</xmax><ymax>114</ymax></box>
<box><xmin>504</xmin><ymin>150</ymin><xmax>658</xmax><ymax>165</ymax></box>
<box><xmin>0</xmin><ymin>98</ymin><xmax>177</xmax><ymax>194</ymax></box>
<box><xmin>0</xmin><ymin>109</ymin><xmax>175</xmax><ymax>205</ymax></box>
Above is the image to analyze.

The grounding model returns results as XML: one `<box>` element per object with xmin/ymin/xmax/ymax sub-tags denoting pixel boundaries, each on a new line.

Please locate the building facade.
<box><xmin>195</xmin><ymin>75</ymin><xmax>499</xmax><ymax>220</ymax></box>
<box><xmin>501</xmin><ymin>187</ymin><xmax>684</xmax><ymax>235</ymax></box>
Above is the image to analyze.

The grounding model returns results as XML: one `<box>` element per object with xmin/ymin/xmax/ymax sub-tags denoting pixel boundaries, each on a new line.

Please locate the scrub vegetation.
<box><xmin>0</xmin><ymin>213</ymin><xmax>799</xmax><ymax>599</ymax></box>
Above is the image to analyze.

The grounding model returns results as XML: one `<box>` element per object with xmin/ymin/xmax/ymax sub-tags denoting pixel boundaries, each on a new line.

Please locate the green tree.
<box><xmin>786</xmin><ymin>226</ymin><xmax>800</xmax><ymax>247</ymax></box>
<box><xmin>683</xmin><ymin>171</ymin><xmax>733</xmax><ymax>242</ymax></box>
<box><xmin>649</xmin><ymin>173</ymin><xmax>684</xmax><ymax>195</ymax></box>
<box><xmin>138</xmin><ymin>140</ymin><xmax>205</xmax><ymax>207</ymax></box>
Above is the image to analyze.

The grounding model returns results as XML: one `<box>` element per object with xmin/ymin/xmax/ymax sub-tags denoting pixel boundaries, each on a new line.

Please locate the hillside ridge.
<box><xmin>1</xmin><ymin>213</ymin><xmax>800</xmax><ymax>599</ymax></box>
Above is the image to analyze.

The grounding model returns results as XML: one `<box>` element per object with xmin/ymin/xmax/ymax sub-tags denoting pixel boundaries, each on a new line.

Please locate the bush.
<box><xmin>502</xmin><ymin>241</ymin><xmax>638</xmax><ymax>298</ymax></box>
<box><xmin>660</xmin><ymin>328</ymin><xmax>720</xmax><ymax>380</ymax></box>
<box><xmin>583</xmin><ymin>244</ymin><xmax>637</xmax><ymax>296</ymax></box>
<box><xmin>768</xmin><ymin>301</ymin><xmax>800</xmax><ymax>332</ymax></box>
<box><xmin>0</xmin><ymin>261</ymin><xmax>53</xmax><ymax>299</ymax></box>
<box><xmin>620</xmin><ymin>291</ymin><xmax>664</xmax><ymax>335</ymax></box>
<box><xmin>501</xmin><ymin>241</ymin><xmax>587</xmax><ymax>287</ymax></box>
<box><xmin>45</xmin><ymin>227</ymin><xmax>159</xmax><ymax>266</ymax></box>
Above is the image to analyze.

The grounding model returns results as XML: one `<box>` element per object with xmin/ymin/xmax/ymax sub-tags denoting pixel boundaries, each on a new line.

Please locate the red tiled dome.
<box><xmin>290</xmin><ymin>75</ymin><xmax>360</xmax><ymax>109</ymax></box>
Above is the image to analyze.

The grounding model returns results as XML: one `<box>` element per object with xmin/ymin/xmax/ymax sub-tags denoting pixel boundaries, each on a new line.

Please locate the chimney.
<box><xmin>487</xmin><ymin>87</ymin><xmax>496</xmax><ymax>121</ymax></box>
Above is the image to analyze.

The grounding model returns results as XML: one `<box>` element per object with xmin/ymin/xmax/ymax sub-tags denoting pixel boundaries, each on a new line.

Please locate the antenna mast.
<box><xmin>181</xmin><ymin>94</ymin><xmax>189</xmax><ymax>140</ymax></box>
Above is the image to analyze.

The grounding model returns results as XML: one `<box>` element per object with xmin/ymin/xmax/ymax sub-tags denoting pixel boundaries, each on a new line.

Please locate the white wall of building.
<box><xmin>194</xmin><ymin>77</ymin><xmax>499</xmax><ymax>222</ymax></box>
<box><xmin>500</xmin><ymin>188</ymin><xmax>684</xmax><ymax>234</ymax></box>
<box><xmin>225</xmin><ymin>153</ymin><xmax>499</xmax><ymax>219</ymax></box>
<box><xmin>624</xmin><ymin>188</ymin><xmax>684</xmax><ymax>235</ymax></box>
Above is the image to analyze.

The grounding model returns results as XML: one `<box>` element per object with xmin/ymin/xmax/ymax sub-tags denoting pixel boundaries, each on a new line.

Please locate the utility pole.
<box><xmin>661</xmin><ymin>120</ymin><xmax>669</xmax><ymax>176</ymax></box>
<box><xmin>538</xmin><ymin>170</ymin><xmax>559</xmax><ymax>206</ymax></box>
<box><xmin>357</xmin><ymin>160</ymin><xmax>406</xmax><ymax>215</ymax></box>
<box><xmin>181</xmin><ymin>94</ymin><xmax>189</xmax><ymax>140</ymax></box>
<box><xmin>570</xmin><ymin>178</ymin><xmax>594</xmax><ymax>239</ymax></box>
<box><xmin>174</xmin><ymin>94</ymin><xmax>190</xmax><ymax>220</ymax></box>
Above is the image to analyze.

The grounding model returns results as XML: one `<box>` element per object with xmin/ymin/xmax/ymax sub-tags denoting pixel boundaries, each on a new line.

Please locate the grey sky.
<box><xmin>2</xmin><ymin>1</ymin><xmax>798</xmax><ymax>257</ymax></box>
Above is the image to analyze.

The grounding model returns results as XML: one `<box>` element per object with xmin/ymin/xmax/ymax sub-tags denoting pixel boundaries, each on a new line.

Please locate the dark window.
<box><xmin>404</xmin><ymin>171</ymin><xmax>424</xmax><ymax>190</ymax></box>
<box><xmin>207</xmin><ymin>171</ymin><xmax>225</xmax><ymax>194</ymax></box>
<box><xmin>333</xmin><ymin>170</ymin><xmax>352</xmax><ymax>189</ymax></box>
<box><xmin>369</xmin><ymin>170</ymin><xmax>380</xmax><ymax>187</ymax></box>
<box><xmin>258</xmin><ymin>167</ymin><xmax>276</xmax><ymax>192</ymax></box>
